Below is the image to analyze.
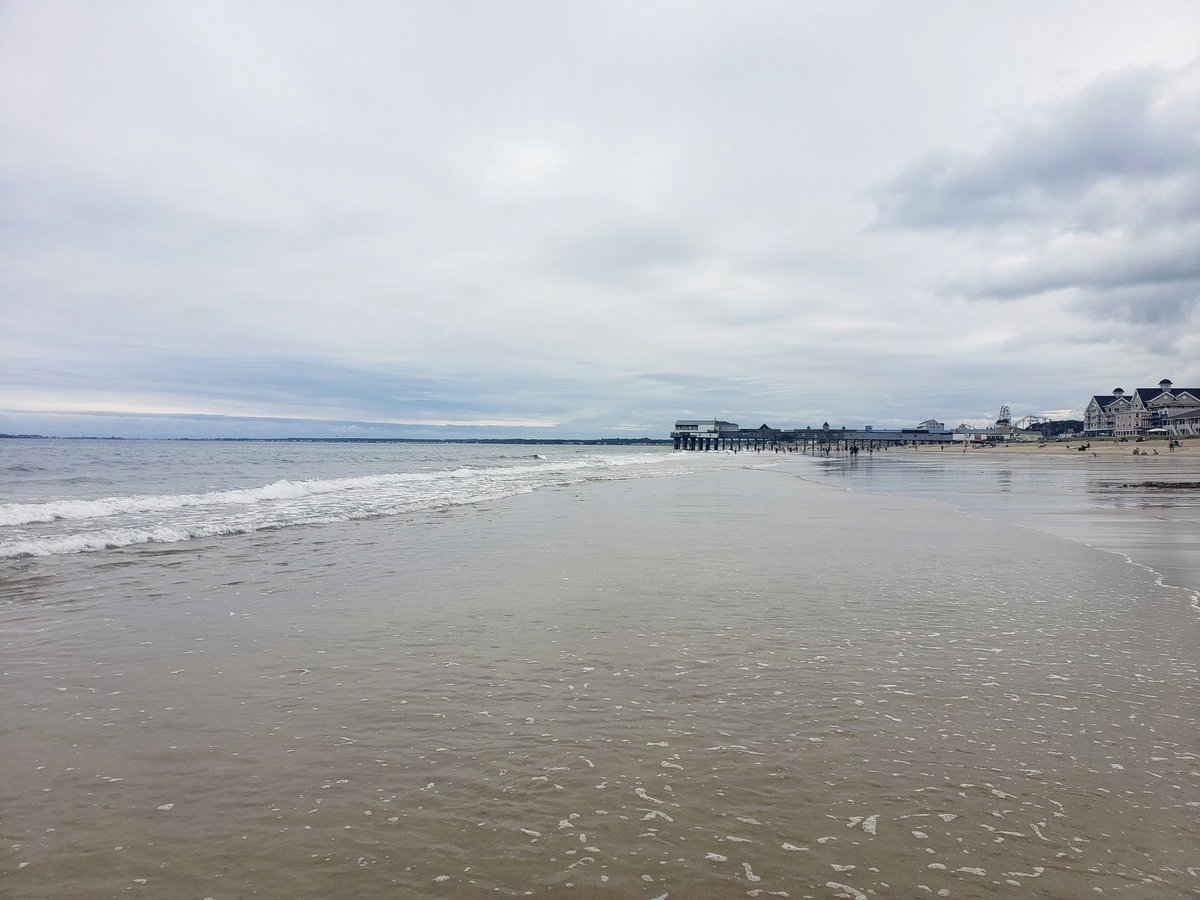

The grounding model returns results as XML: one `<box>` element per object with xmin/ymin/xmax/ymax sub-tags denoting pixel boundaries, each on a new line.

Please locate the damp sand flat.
<box><xmin>800</xmin><ymin>445</ymin><xmax>1200</xmax><ymax>597</ymax></box>
<box><xmin>2</xmin><ymin>466</ymin><xmax>1198</xmax><ymax>898</ymax></box>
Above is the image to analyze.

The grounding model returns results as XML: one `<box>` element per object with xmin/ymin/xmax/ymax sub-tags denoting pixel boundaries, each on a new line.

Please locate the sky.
<box><xmin>2</xmin><ymin>1</ymin><xmax>1198</xmax><ymax>439</ymax></box>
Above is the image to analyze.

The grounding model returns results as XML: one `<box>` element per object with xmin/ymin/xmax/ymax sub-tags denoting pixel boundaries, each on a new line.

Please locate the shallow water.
<box><xmin>3</xmin><ymin>464</ymin><xmax>1198</xmax><ymax>898</ymax></box>
<box><xmin>795</xmin><ymin>447</ymin><xmax>1200</xmax><ymax>597</ymax></box>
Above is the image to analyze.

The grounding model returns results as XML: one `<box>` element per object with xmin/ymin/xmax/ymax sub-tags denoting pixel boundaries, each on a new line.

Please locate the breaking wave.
<box><xmin>1</xmin><ymin>451</ymin><xmax>724</xmax><ymax>558</ymax></box>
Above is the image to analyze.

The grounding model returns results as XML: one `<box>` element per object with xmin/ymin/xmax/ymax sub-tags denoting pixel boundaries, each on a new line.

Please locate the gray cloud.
<box><xmin>1068</xmin><ymin>282</ymin><xmax>1200</xmax><ymax>355</ymax></box>
<box><xmin>873</xmin><ymin>64</ymin><xmax>1200</xmax><ymax>350</ymax></box>
<box><xmin>1074</xmin><ymin>287</ymin><xmax>1199</xmax><ymax>327</ymax></box>
<box><xmin>873</xmin><ymin>66</ymin><xmax>1200</xmax><ymax>232</ymax></box>
<box><xmin>946</xmin><ymin>225</ymin><xmax>1200</xmax><ymax>300</ymax></box>
<box><xmin>550</xmin><ymin>226</ymin><xmax>698</xmax><ymax>284</ymax></box>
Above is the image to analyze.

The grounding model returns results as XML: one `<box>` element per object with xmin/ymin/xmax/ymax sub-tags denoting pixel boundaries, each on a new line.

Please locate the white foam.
<box><xmin>2</xmin><ymin>449</ymin><xmax>737</xmax><ymax>558</ymax></box>
<box><xmin>826</xmin><ymin>882</ymin><xmax>867</xmax><ymax>900</ymax></box>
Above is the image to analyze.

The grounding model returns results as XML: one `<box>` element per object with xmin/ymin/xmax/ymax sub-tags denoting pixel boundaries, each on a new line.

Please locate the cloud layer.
<box><xmin>2</xmin><ymin>2</ymin><xmax>1198</xmax><ymax>437</ymax></box>
<box><xmin>873</xmin><ymin>65</ymin><xmax>1200</xmax><ymax>357</ymax></box>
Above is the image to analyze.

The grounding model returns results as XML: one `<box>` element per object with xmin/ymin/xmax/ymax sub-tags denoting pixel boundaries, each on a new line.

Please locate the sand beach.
<box><xmin>953</xmin><ymin>438</ymin><xmax>1200</xmax><ymax>459</ymax></box>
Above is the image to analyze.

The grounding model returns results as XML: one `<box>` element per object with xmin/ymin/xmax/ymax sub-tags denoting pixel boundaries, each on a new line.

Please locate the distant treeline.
<box><xmin>0</xmin><ymin>434</ymin><xmax>127</xmax><ymax>440</ymax></box>
<box><xmin>1036</xmin><ymin>420</ymin><xmax>1083</xmax><ymax>437</ymax></box>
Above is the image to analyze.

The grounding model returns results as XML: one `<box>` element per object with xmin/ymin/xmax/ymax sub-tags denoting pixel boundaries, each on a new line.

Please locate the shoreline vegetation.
<box><xmin>1114</xmin><ymin>481</ymin><xmax>1200</xmax><ymax>489</ymax></box>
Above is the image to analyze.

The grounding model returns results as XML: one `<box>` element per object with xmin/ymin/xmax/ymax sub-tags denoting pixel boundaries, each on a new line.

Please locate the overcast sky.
<box><xmin>2</xmin><ymin>1</ymin><xmax>1198</xmax><ymax>439</ymax></box>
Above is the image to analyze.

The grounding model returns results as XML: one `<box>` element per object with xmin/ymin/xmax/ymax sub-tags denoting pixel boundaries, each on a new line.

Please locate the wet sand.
<box><xmin>926</xmin><ymin>439</ymin><xmax>1200</xmax><ymax>459</ymax></box>
<box><xmin>3</xmin><ymin>466</ymin><xmax>1198</xmax><ymax>898</ymax></box>
<box><xmin>821</xmin><ymin>442</ymin><xmax>1200</xmax><ymax>598</ymax></box>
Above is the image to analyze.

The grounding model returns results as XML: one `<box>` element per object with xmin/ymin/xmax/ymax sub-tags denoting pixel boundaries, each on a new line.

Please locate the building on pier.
<box><xmin>671</xmin><ymin>419</ymin><xmax>740</xmax><ymax>451</ymax></box>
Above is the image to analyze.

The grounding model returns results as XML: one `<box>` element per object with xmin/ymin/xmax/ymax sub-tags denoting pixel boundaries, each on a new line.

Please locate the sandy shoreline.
<box><xmin>910</xmin><ymin>437</ymin><xmax>1200</xmax><ymax>458</ymax></box>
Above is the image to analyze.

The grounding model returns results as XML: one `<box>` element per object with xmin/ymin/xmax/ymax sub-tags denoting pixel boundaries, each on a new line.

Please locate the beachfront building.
<box><xmin>1089</xmin><ymin>380</ymin><xmax>1200</xmax><ymax>437</ymax></box>
<box><xmin>1084</xmin><ymin>388</ymin><xmax>1130</xmax><ymax>436</ymax></box>
<box><xmin>951</xmin><ymin>424</ymin><xmax>1005</xmax><ymax>444</ymax></box>
<box><xmin>1166</xmin><ymin>407</ymin><xmax>1200</xmax><ymax>436</ymax></box>
<box><xmin>1123</xmin><ymin>380</ymin><xmax>1200</xmax><ymax>436</ymax></box>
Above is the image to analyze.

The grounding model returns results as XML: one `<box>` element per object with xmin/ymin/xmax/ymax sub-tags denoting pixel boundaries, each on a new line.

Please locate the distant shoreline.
<box><xmin>2</xmin><ymin>433</ymin><xmax>1195</xmax><ymax>453</ymax></box>
<box><xmin>0</xmin><ymin>434</ymin><xmax>673</xmax><ymax>446</ymax></box>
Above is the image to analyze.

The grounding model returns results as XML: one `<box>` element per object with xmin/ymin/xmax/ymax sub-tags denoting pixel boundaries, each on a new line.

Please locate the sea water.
<box><xmin>0</xmin><ymin>440</ymin><xmax>733</xmax><ymax>559</ymax></box>
<box><xmin>2</xmin><ymin>440</ymin><xmax>1197</xmax><ymax>898</ymax></box>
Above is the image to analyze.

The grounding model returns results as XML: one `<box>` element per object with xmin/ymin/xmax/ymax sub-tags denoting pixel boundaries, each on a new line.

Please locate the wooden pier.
<box><xmin>672</xmin><ymin>419</ymin><xmax>957</xmax><ymax>452</ymax></box>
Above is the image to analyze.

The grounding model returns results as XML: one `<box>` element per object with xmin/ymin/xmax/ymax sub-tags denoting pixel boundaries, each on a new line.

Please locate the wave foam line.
<box><xmin>0</xmin><ymin>453</ymin><xmax>691</xmax><ymax>528</ymax></box>
<box><xmin>0</xmin><ymin>483</ymin><xmax>530</xmax><ymax>559</ymax></box>
<box><xmin>1</xmin><ymin>451</ymin><xmax>724</xmax><ymax>558</ymax></box>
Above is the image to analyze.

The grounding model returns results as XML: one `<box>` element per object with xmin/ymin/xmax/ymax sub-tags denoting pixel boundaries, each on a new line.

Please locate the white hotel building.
<box><xmin>1085</xmin><ymin>379</ymin><xmax>1200</xmax><ymax>437</ymax></box>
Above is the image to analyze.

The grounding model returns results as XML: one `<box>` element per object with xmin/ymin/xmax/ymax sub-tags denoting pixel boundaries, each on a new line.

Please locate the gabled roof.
<box><xmin>1133</xmin><ymin>387</ymin><xmax>1200</xmax><ymax>407</ymax></box>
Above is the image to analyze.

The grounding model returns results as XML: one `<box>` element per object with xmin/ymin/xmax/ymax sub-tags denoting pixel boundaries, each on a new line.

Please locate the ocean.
<box><xmin>2</xmin><ymin>439</ymin><xmax>1198</xmax><ymax>898</ymax></box>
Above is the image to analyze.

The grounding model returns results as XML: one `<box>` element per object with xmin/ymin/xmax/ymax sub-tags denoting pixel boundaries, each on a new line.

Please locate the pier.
<box><xmin>672</xmin><ymin>419</ymin><xmax>957</xmax><ymax>452</ymax></box>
